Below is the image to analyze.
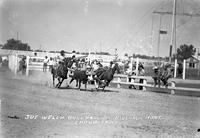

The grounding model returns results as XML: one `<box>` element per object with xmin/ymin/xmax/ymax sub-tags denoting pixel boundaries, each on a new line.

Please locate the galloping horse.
<box><xmin>51</xmin><ymin>57</ymin><xmax>74</xmax><ymax>88</ymax></box>
<box><xmin>94</xmin><ymin>63</ymin><xmax>120</xmax><ymax>91</ymax></box>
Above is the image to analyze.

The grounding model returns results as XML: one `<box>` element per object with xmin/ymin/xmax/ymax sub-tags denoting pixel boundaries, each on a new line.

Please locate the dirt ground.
<box><xmin>1</xmin><ymin>67</ymin><xmax>200</xmax><ymax>138</ymax></box>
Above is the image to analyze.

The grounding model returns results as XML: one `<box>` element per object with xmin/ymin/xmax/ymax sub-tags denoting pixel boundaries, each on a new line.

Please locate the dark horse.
<box><xmin>51</xmin><ymin>57</ymin><xmax>74</xmax><ymax>88</ymax></box>
<box><xmin>94</xmin><ymin>63</ymin><xmax>120</xmax><ymax>91</ymax></box>
<box><xmin>152</xmin><ymin>63</ymin><xmax>174</xmax><ymax>88</ymax></box>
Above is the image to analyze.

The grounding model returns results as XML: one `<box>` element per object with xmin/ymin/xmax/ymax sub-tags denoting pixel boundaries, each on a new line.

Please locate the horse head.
<box><xmin>111</xmin><ymin>63</ymin><xmax>120</xmax><ymax>74</ymax></box>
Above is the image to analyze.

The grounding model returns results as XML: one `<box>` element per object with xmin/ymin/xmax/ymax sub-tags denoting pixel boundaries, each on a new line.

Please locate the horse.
<box><xmin>152</xmin><ymin>63</ymin><xmax>174</xmax><ymax>88</ymax></box>
<box><xmin>51</xmin><ymin>57</ymin><xmax>74</xmax><ymax>88</ymax></box>
<box><xmin>94</xmin><ymin>63</ymin><xmax>120</xmax><ymax>91</ymax></box>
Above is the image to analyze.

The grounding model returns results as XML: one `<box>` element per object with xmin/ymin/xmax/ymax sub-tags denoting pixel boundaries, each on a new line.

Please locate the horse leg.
<box><xmin>56</xmin><ymin>78</ymin><xmax>63</xmax><ymax>88</ymax></box>
<box><xmin>94</xmin><ymin>79</ymin><xmax>98</xmax><ymax>90</ymax></box>
<box><xmin>84</xmin><ymin>81</ymin><xmax>87</xmax><ymax>91</ymax></box>
<box><xmin>56</xmin><ymin>78</ymin><xmax>60</xmax><ymax>88</ymax></box>
<box><xmin>158</xmin><ymin>77</ymin><xmax>161</xmax><ymax>88</ymax></box>
<box><xmin>102</xmin><ymin>83</ymin><xmax>107</xmax><ymax>92</ymax></box>
<box><xmin>102</xmin><ymin>86</ymin><xmax>105</xmax><ymax>91</ymax></box>
<box><xmin>66</xmin><ymin>73</ymin><xmax>69</xmax><ymax>87</ymax></box>
<box><xmin>102</xmin><ymin>81</ymin><xmax>109</xmax><ymax>91</ymax></box>
<box><xmin>78</xmin><ymin>80</ymin><xmax>81</xmax><ymax>90</ymax></box>
<box><xmin>53</xmin><ymin>75</ymin><xmax>55</xmax><ymax>87</ymax></box>
<box><xmin>58</xmin><ymin>78</ymin><xmax>64</xmax><ymax>88</ymax></box>
<box><xmin>153</xmin><ymin>77</ymin><xmax>157</xmax><ymax>87</ymax></box>
<box><xmin>66</xmin><ymin>79</ymin><xmax>69</xmax><ymax>88</ymax></box>
<box><xmin>76</xmin><ymin>79</ymin><xmax>78</xmax><ymax>87</ymax></box>
<box><xmin>69</xmin><ymin>78</ymin><xmax>74</xmax><ymax>84</ymax></box>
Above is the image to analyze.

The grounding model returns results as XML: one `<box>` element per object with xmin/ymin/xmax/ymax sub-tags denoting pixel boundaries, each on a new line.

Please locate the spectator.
<box><xmin>43</xmin><ymin>56</ymin><xmax>49</xmax><ymax>72</ymax></box>
<box><xmin>18</xmin><ymin>56</ymin><xmax>26</xmax><ymax>75</ymax></box>
<box><xmin>48</xmin><ymin>57</ymin><xmax>54</xmax><ymax>72</ymax></box>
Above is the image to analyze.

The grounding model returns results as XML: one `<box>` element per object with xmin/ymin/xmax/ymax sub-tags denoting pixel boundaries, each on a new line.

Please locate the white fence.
<box><xmin>112</xmin><ymin>74</ymin><xmax>200</xmax><ymax>94</ymax></box>
<box><xmin>8</xmin><ymin>55</ymin><xmax>47</xmax><ymax>76</ymax></box>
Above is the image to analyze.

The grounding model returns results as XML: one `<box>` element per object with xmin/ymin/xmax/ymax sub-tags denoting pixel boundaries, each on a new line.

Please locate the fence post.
<box><xmin>117</xmin><ymin>77</ymin><xmax>121</xmax><ymax>88</ymax></box>
<box><xmin>130</xmin><ymin>57</ymin><xmax>133</xmax><ymax>72</ymax></box>
<box><xmin>14</xmin><ymin>55</ymin><xmax>18</xmax><ymax>75</ymax></box>
<box><xmin>26</xmin><ymin>56</ymin><xmax>29</xmax><ymax>76</ymax></box>
<box><xmin>143</xmin><ymin>78</ymin><xmax>147</xmax><ymax>91</ymax></box>
<box><xmin>183</xmin><ymin>59</ymin><xmax>186</xmax><ymax>79</ymax></box>
<box><xmin>171</xmin><ymin>81</ymin><xmax>175</xmax><ymax>94</ymax></box>
<box><xmin>136</xmin><ymin>57</ymin><xmax>139</xmax><ymax>76</ymax></box>
<box><xmin>174</xmin><ymin>59</ymin><xmax>177</xmax><ymax>78</ymax></box>
<box><xmin>126</xmin><ymin>76</ymin><xmax>129</xmax><ymax>82</ymax></box>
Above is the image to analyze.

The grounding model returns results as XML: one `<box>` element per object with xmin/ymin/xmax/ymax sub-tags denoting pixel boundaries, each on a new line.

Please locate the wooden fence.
<box><xmin>112</xmin><ymin>74</ymin><xmax>200</xmax><ymax>94</ymax></box>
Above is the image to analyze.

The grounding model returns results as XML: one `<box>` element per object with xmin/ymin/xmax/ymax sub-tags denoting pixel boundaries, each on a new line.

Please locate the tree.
<box><xmin>2</xmin><ymin>38</ymin><xmax>31</xmax><ymax>51</ymax></box>
<box><xmin>124</xmin><ymin>53</ymin><xmax>128</xmax><ymax>57</ymax></box>
<box><xmin>177</xmin><ymin>44</ymin><xmax>196</xmax><ymax>61</ymax></box>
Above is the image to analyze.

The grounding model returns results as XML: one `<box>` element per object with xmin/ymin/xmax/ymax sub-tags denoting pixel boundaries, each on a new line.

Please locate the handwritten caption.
<box><xmin>24</xmin><ymin>113</ymin><xmax>163</xmax><ymax>125</ymax></box>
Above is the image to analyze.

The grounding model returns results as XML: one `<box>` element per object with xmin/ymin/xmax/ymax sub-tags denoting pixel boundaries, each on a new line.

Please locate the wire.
<box><xmin>107</xmin><ymin>0</ymin><xmax>167</xmax><ymax>51</ymax></box>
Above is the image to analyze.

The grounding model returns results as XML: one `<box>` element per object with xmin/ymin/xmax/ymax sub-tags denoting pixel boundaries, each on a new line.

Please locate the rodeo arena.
<box><xmin>1</xmin><ymin>0</ymin><xmax>200</xmax><ymax>138</ymax></box>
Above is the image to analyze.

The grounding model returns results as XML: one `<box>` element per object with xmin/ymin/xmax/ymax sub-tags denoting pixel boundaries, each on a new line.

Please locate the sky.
<box><xmin>1</xmin><ymin>0</ymin><xmax>200</xmax><ymax>57</ymax></box>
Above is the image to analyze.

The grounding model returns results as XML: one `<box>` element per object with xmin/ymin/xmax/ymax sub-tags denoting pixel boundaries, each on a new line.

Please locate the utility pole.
<box><xmin>157</xmin><ymin>14</ymin><xmax>162</xmax><ymax>57</ymax></box>
<box><xmin>169</xmin><ymin>0</ymin><xmax>177</xmax><ymax>62</ymax></box>
<box><xmin>153</xmin><ymin>0</ymin><xmax>200</xmax><ymax>62</ymax></box>
<box><xmin>150</xmin><ymin>14</ymin><xmax>154</xmax><ymax>55</ymax></box>
<box><xmin>154</xmin><ymin>6</ymin><xmax>200</xmax><ymax>61</ymax></box>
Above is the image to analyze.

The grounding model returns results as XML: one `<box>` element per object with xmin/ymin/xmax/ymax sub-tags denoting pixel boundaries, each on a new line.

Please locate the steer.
<box><xmin>69</xmin><ymin>69</ymin><xmax>91</xmax><ymax>90</ymax></box>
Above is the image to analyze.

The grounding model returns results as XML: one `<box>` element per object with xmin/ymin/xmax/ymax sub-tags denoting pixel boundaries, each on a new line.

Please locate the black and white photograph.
<box><xmin>0</xmin><ymin>0</ymin><xmax>200</xmax><ymax>137</ymax></box>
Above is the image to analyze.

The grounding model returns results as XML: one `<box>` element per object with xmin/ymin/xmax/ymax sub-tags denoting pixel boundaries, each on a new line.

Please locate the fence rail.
<box><xmin>112</xmin><ymin>74</ymin><xmax>200</xmax><ymax>94</ymax></box>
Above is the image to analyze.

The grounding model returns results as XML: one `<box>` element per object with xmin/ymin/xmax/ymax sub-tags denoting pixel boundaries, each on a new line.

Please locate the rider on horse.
<box><xmin>57</xmin><ymin>50</ymin><xmax>66</xmax><ymax>71</ymax></box>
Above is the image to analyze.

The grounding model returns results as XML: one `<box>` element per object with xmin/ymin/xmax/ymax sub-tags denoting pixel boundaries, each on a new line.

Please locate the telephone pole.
<box><xmin>157</xmin><ymin>14</ymin><xmax>162</xmax><ymax>57</ymax></box>
<box><xmin>169</xmin><ymin>0</ymin><xmax>177</xmax><ymax>62</ymax></box>
<box><xmin>153</xmin><ymin>0</ymin><xmax>200</xmax><ymax>62</ymax></box>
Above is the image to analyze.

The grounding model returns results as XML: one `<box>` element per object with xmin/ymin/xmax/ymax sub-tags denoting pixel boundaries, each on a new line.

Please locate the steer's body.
<box><xmin>69</xmin><ymin>69</ymin><xmax>89</xmax><ymax>90</ymax></box>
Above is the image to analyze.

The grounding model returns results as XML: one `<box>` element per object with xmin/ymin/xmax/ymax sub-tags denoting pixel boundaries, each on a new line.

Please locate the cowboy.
<box><xmin>97</xmin><ymin>60</ymin><xmax>103</xmax><ymax>68</ymax></box>
<box><xmin>59</xmin><ymin>50</ymin><xmax>66</xmax><ymax>63</ymax></box>
<box><xmin>110</xmin><ymin>61</ymin><xmax>114</xmax><ymax>68</ymax></box>
<box><xmin>70</xmin><ymin>55</ymin><xmax>77</xmax><ymax>71</ymax></box>
<box><xmin>152</xmin><ymin>66</ymin><xmax>160</xmax><ymax>87</ymax></box>
<box><xmin>92</xmin><ymin>60</ymin><xmax>99</xmax><ymax>72</ymax></box>
<box><xmin>57</xmin><ymin>50</ymin><xmax>66</xmax><ymax>71</ymax></box>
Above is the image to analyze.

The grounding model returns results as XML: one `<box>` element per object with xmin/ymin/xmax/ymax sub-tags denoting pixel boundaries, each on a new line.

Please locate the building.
<box><xmin>186</xmin><ymin>56</ymin><xmax>200</xmax><ymax>69</ymax></box>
